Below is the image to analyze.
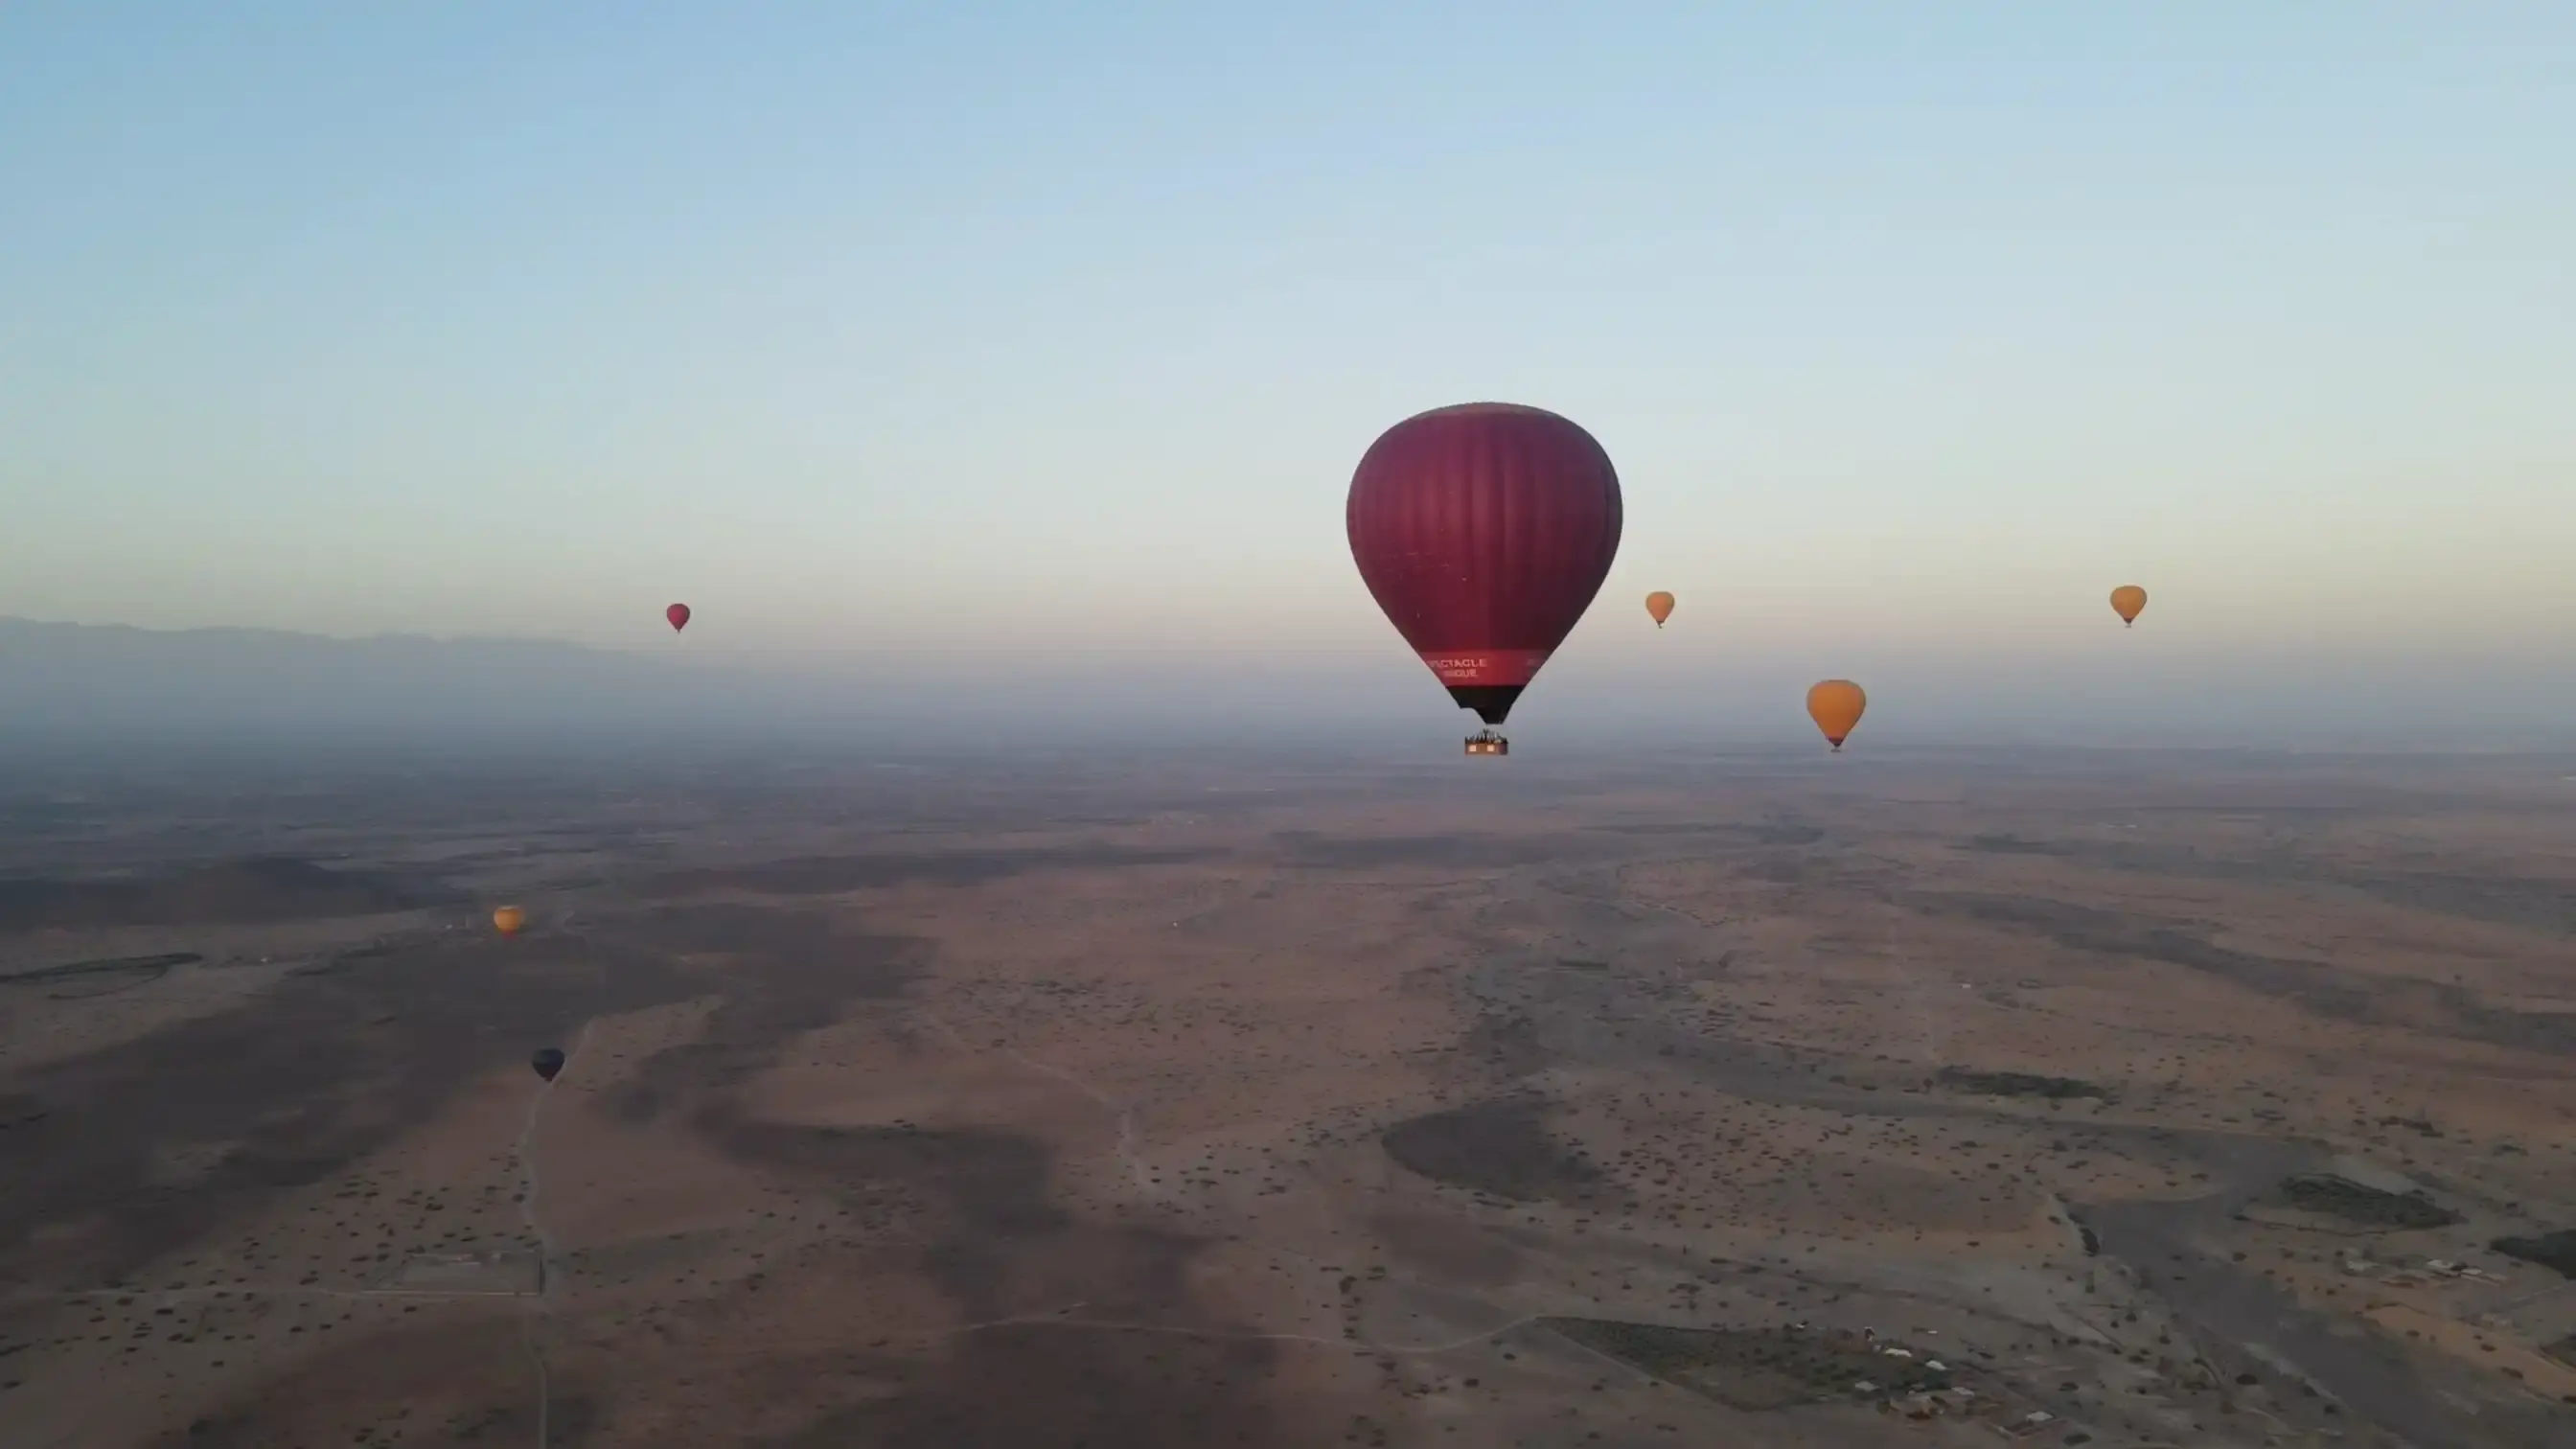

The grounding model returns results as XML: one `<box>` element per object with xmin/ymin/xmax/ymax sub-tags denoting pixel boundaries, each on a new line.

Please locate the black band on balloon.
<box><xmin>1446</xmin><ymin>684</ymin><xmax>1526</xmax><ymax>725</ymax></box>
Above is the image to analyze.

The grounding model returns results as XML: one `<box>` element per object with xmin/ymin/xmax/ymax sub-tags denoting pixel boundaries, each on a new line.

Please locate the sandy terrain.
<box><xmin>3</xmin><ymin>746</ymin><xmax>2573</xmax><ymax>1447</ymax></box>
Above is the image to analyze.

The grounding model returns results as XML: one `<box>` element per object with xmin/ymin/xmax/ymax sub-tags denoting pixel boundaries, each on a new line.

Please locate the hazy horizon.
<box><xmin>7</xmin><ymin>615</ymin><xmax>2573</xmax><ymax>765</ymax></box>
<box><xmin>5</xmin><ymin>5</ymin><xmax>2572</xmax><ymax>752</ymax></box>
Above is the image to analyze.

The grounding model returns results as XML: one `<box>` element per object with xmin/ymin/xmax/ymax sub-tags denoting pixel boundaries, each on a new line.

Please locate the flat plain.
<box><xmin>3</xmin><ymin>746</ymin><xmax>2574</xmax><ymax>1449</ymax></box>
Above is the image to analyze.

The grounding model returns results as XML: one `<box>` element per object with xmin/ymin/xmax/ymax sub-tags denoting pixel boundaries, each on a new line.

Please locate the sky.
<box><xmin>4</xmin><ymin>2</ymin><xmax>2571</xmax><ymax>747</ymax></box>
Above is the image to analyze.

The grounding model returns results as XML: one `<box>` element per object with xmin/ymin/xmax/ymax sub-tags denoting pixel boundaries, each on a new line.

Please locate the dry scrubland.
<box><xmin>3</xmin><ymin>748</ymin><xmax>2575</xmax><ymax>1448</ymax></box>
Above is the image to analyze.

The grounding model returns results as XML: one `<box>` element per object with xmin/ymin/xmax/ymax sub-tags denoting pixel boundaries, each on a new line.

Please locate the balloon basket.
<box><xmin>1463</xmin><ymin>731</ymin><xmax>1509</xmax><ymax>758</ymax></box>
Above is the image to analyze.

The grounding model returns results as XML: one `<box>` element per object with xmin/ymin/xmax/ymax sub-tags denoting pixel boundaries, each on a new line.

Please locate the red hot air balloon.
<box><xmin>665</xmin><ymin>603</ymin><xmax>691</xmax><ymax>633</ymax></box>
<box><xmin>1346</xmin><ymin>403</ymin><xmax>1623</xmax><ymax>749</ymax></box>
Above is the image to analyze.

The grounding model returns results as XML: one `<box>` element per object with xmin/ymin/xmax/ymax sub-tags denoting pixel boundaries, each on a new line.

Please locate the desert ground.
<box><xmin>3</xmin><ymin>745</ymin><xmax>2574</xmax><ymax>1448</ymax></box>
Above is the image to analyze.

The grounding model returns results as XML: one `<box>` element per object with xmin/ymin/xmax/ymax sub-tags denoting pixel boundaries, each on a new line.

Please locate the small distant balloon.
<box><xmin>531</xmin><ymin>1047</ymin><xmax>565</xmax><ymax>1082</ymax></box>
<box><xmin>2109</xmin><ymin>585</ymin><xmax>2147</xmax><ymax>628</ymax></box>
<box><xmin>666</xmin><ymin>603</ymin><xmax>691</xmax><ymax>632</ymax></box>
<box><xmin>492</xmin><ymin>906</ymin><xmax>527</xmax><ymax>937</ymax></box>
<box><xmin>1644</xmin><ymin>591</ymin><xmax>1675</xmax><ymax>629</ymax></box>
<box><xmin>1806</xmin><ymin>679</ymin><xmax>1867</xmax><ymax>752</ymax></box>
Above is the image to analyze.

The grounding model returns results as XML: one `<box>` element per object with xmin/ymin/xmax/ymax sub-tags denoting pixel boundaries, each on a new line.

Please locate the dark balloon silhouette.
<box><xmin>531</xmin><ymin>1047</ymin><xmax>566</xmax><ymax>1082</ymax></box>
<box><xmin>1346</xmin><ymin>402</ymin><xmax>1623</xmax><ymax>730</ymax></box>
<box><xmin>666</xmin><ymin>603</ymin><xmax>691</xmax><ymax>632</ymax></box>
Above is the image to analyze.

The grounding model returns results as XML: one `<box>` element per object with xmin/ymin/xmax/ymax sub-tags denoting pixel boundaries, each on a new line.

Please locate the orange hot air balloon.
<box><xmin>1806</xmin><ymin>679</ymin><xmax>1867</xmax><ymax>751</ymax></box>
<box><xmin>2109</xmin><ymin>585</ymin><xmax>2147</xmax><ymax>628</ymax></box>
<box><xmin>1644</xmin><ymin>591</ymin><xmax>1676</xmax><ymax>629</ymax></box>
<box><xmin>492</xmin><ymin>906</ymin><xmax>527</xmax><ymax>937</ymax></box>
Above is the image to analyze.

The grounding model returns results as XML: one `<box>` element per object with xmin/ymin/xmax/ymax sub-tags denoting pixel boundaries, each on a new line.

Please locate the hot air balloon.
<box><xmin>531</xmin><ymin>1047</ymin><xmax>566</xmax><ymax>1082</ymax></box>
<box><xmin>2109</xmin><ymin>585</ymin><xmax>2147</xmax><ymax>628</ymax></box>
<box><xmin>1644</xmin><ymin>591</ymin><xmax>1675</xmax><ymax>629</ymax></box>
<box><xmin>1806</xmin><ymin>679</ymin><xmax>1867</xmax><ymax>752</ymax></box>
<box><xmin>492</xmin><ymin>906</ymin><xmax>527</xmax><ymax>937</ymax></box>
<box><xmin>666</xmin><ymin>603</ymin><xmax>691</xmax><ymax>632</ymax></box>
<box><xmin>1346</xmin><ymin>403</ymin><xmax>1623</xmax><ymax>758</ymax></box>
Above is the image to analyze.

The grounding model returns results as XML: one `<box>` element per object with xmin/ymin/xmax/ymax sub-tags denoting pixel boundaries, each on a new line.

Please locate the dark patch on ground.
<box><xmin>0</xmin><ymin>856</ymin><xmax>450</xmax><ymax>933</ymax></box>
<box><xmin>0</xmin><ymin>1091</ymin><xmax>44</xmax><ymax>1128</ymax></box>
<box><xmin>1380</xmin><ymin>1093</ymin><xmax>1625</xmax><ymax>1208</ymax></box>
<box><xmin>630</xmin><ymin>1218</ymin><xmax>1299</xmax><ymax>1445</ymax></box>
<box><xmin>4</xmin><ymin>950</ymin><xmax>200</xmax><ymax>999</ymax></box>
<box><xmin>722</xmin><ymin>1121</ymin><xmax>1066</xmax><ymax>1239</ymax></box>
<box><xmin>1738</xmin><ymin>855</ymin><xmax>1810</xmax><ymax>884</ymax></box>
<box><xmin>2336</xmin><ymin>870</ymin><xmax>2576</xmax><ymax>939</ymax></box>
<box><xmin>0</xmin><ymin>952</ymin><xmax>204</xmax><ymax>985</ymax></box>
<box><xmin>1910</xmin><ymin>891</ymin><xmax>2576</xmax><ymax>1055</ymax></box>
<box><xmin>279</xmin><ymin>937</ymin><xmax>408</xmax><ymax>978</ymax></box>
<box><xmin>1966</xmin><ymin>833</ymin><xmax>2284</xmax><ymax>880</ymax></box>
<box><xmin>1544</xmin><ymin>1320</ymin><xmax>1962</xmax><ymax>1412</ymax></box>
<box><xmin>934</xmin><ymin>1222</ymin><xmax>1210</xmax><ymax>1329</ymax></box>
<box><xmin>1584</xmin><ymin>820</ymin><xmax>1823</xmax><ymax>846</ymax></box>
<box><xmin>2424</xmin><ymin>983</ymin><xmax>2576</xmax><ymax>1056</ymax></box>
<box><xmin>2274</xmin><ymin>1175</ymin><xmax>2461</xmax><ymax>1230</ymax></box>
<box><xmin>759</xmin><ymin>1325</ymin><xmax>1295</xmax><ymax>1448</ymax></box>
<box><xmin>1935</xmin><ymin>1067</ymin><xmax>2111</xmax><ymax>1101</ymax></box>
<box><xmin>2125</xmin><ymin>802</ymin><xmax>2367</xmax><ymax>816</ymax></box>
<box><xmin>1915</xmin><ymin>891</ymin><xmax>2375</xmax><ymax>1016</ymax></box>
<box><xmin>1966</xmin><ymin>833</ymin><xmax>2066</xmax><ymax>856</ymax></box>
<box><xmin>602</xmin><ymin>903</ymin><xmax>925</xmax><ymax>1126</ymax></box>
<box><xmin>2490</xmin><ymin>1230</ymin><xmax>2576</xmax><ymax>1279</ymax></box>
<box><xmin>0</xmin><ymin>926</ymin><xmax>697</xmax><ymax>1291</ymax></box>
<box><xmin>1272</xmin><ymin>830</ymin><xmax>1589</xmax><ymax>870</ymax></box>
<box><xmin>1957</xmin><ymin>836</ymin><xmax>2576</xmax><ymax>938</ymax></box>
<box><xmin>648</xmin><ymin>844</ymin><xmax>1214</xmax><ymax>899</ymax></box>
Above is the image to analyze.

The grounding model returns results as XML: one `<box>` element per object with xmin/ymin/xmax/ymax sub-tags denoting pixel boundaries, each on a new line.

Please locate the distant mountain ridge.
<box><xmin>0</xmin><ymin>616</ymin><xmax>1433</xmax><ymax>759</ymax></box>
<box><xmin>0</xmin><ymin>854</ymin><xmax>449</xmax><ymax>932</ymax></box>
<box><xmin>0</xmin><ymin>615</ymin><xmax>789</xmax><ymax>754</ymax></box>
<box><xmin>0</xmin><ymin>616</ymin><xmax>641</xmax><ymax>662</ymax></box>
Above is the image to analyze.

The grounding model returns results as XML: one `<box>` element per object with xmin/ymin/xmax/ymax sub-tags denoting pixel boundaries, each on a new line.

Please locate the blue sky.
<box><xmin>5</xmin><ymin>3</ymin><xmax>2571</xmax><ymax>722</ymax></box>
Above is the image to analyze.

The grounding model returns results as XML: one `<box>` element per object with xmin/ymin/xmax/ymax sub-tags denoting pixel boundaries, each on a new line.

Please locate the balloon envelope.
<box><xmin>492</xmin><ymin>906</ymin><xmax>527</xmax><ymax>936</ymax></box>
<box><xmin>1346</xmin><ymin>403</ymin><xmax>1623</xmax><ymax>724</ymax></box>
<box><xmin>666</xmin><ymin>603</ymin><xmax>691</xmax><ymax>632</ymax></box>
<box><xmin>531</xmin><ymin>1047</ymin><xmax>565</xmax><ymax>1082</ymax></box>
<box><xmin>1806</xmin><ymin>679</ymin><xmax>1867</xmax><ymax>749</ymax></box>
<box><xmin>1644</xmin><ymin>591</ymin><xmax>1675</xmax><ymax>628</ymax></box>
<box><xmin>2109</xmin><ymin>585</ymin><xmax>2147</xmax><ymax>626</ymax></box>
